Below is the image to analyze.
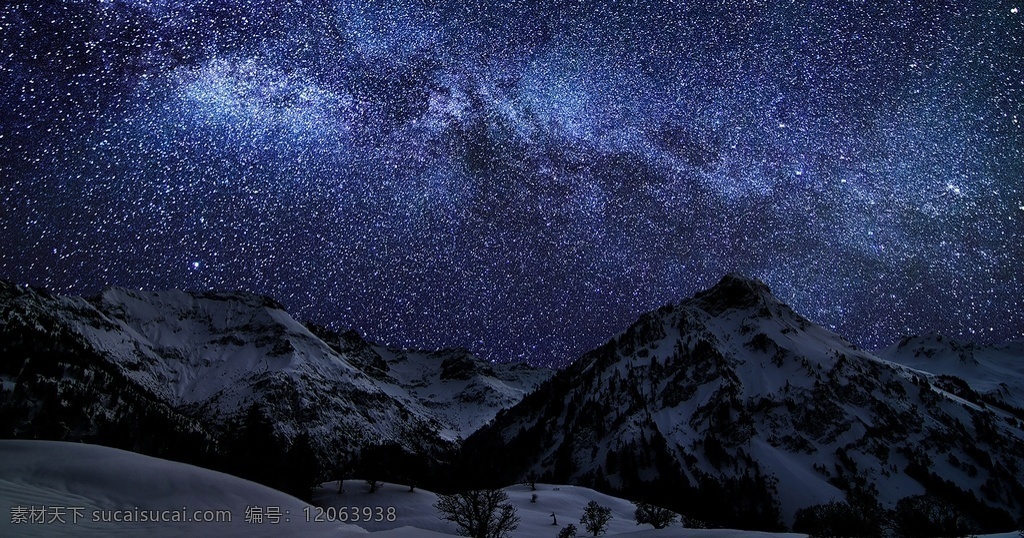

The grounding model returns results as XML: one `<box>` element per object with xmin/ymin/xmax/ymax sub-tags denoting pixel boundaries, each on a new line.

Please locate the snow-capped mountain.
<box><xmin>0</xmin><ymin>281</ymin><xmax>550</xmax><ymax>473</ymax></box>
<box><xmin>304</xmin><ymin>322</ymin><xmax>553</xmax><ymax>441</ymax></box>
<box><xmin>460</xmin><ymin>274</ymin><xmax>1024</xmax><ymax>531</ymax></box>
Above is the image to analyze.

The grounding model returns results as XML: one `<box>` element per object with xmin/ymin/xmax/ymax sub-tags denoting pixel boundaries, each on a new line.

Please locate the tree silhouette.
<box><xmin>633</xmin><ymin>501</ymin><xmax>676</xmax><ymax>529</ymax></box>
<box><xmin>580</xmin><ymin>501</ymin><xmax>612</xmax><ymax>536</ymax></box>
<box><xmin>434</xmin><ymin>489</ymin><xmax>519</xmax><ymax>538</ymax></box>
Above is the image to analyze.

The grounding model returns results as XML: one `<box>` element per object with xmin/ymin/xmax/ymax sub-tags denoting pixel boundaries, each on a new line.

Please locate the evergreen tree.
<box><xmin>891</xmin><ymin>495</ymin><xmax>977</xmax><ymax>538</ymax></box>
<box><xmin>283</xmin><ymin>432</ymin><xmax>321</xmax><ymax>502</ymax></box>
<box><xmin>793</xmin><ymin>500</ymin><xmax>881</xmax><ymax>537</ymax></box>
<box><xmin>226</xmin><ymin>404</ymin><xmax>287</xmax><ymax>490</ymax></box>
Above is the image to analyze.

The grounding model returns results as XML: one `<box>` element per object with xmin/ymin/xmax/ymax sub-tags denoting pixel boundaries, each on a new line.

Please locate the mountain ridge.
<box><xmin>0</xmin><ymin>279</ymin><xmax>551</xmax><ymax>486</ymax></box>
<box><xmin>459</xmin><ymin>273</ymin><xmax>1024</xmax><ymax>531</ymax></box>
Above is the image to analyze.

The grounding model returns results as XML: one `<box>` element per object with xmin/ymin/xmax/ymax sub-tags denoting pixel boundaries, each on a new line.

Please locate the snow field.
<box><xmin>2</xmin><ymin>441</ymin><xmax>1018</xmax><ymax>537</ymax></box>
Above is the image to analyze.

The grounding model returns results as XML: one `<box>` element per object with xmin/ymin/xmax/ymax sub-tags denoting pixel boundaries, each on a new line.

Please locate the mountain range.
<box><xmin>1</xmin><ymin>275</ymin><xmax>1022</xmax><ymax>532</ymax></box>
<box><xmin>0</xmin><ymin>280</ymin><xmax>550</xmax><ymax>490</ymax></box>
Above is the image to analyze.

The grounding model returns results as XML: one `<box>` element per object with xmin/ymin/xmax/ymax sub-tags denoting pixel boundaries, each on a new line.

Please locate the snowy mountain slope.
<box><xmin>0</xmin><ymin>282</ymin><xmax>444</xmax><ymax>462</ymax></box>
<box><xmin>0</xmin><ymin>440</ymin><xmax>364</xmax><ymax>537</ymax></box>
<box><xmin>79</xmin><ymin>287</ymin><xmax>462</xmax><ymax>457</ymax></box>
<box><xmin>85</xmin><ymin>287</ymin><xmax>373</xmax><ymax>407</ymax></box>
<box><xmin>374</xmin><ymin>347</ymin><xmax>552</xmax><ymax>440</ymax></box>
<box><xmin>0</xmin><ymin>281</ymin><xmax>548</xmax><ymax>470</ymax></box>
<box><xmin>461</xmin><ymin>274</ymin><xmax>1024</xmax><ymax>531</ymax></box>
<box><xmin>0</xmin><ymin>282</ymin><xmax>221</xmax><ymax>465</ymax></box>
<box><xmin>304</xmin><ymin>323</ymin><xmax>552</xmax><ymax>440</ymax></box>
<box><xmin>879</xmin><ymin>334</ymin><xmax>1024</xmax><ymax>418</ymax></box>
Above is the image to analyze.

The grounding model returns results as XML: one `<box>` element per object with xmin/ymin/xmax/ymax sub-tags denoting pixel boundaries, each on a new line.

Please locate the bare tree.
<box><xmin>557</xmin><ymin>523</ymin><xmax>578</xmax><ymax>538</ymax></box>
<box><xmin>580</xmin><ymin>501</ymin><xmax>613</xmax><ymax>536</ymax></box>
<box><xmin>365</xmin><ymin>479</ymin><xmax>382</xmax><ymax>493</ymax></box>
<box><xmin>632</xmin><ymin>501</ymin><xmax>676</xmax><ymax>529</ymax></box>
<box><xmin>434</xmin><ymin>489</ymin><xmax>520</xmax><ymax>538</ymax></box>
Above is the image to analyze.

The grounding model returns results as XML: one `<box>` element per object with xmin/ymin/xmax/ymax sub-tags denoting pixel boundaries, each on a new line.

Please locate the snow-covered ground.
<box><xmin>1</xmin><ymin>440</ymin><xmax>806</xmax><ymax>537</ymax></box>
<box><xmin>314</xmin><ymin>480</ymin><xmax>805</xmax><ymax>537</ymax></box>
<box><xmin>2</xmin><ymin>441</ymin><xmax>1020</xmax><ymax>537</ymax></box>
<box><xmin>0</xmin><ymin>440</ymin><xmax>360</xmax><ymax>537</ymax></box>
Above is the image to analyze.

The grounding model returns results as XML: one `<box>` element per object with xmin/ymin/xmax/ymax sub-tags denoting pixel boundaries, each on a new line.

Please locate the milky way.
<box><xmin>2</xmin><ymin>0</ymin><xmax>1022</xmax><ymax>365</ymax></box>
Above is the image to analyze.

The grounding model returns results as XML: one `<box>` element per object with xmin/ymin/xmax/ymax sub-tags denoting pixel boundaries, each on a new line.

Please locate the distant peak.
<box><xmin>688</xmin><ymin>273</ymin><xmax>777</xmax><ymax>316</ymax></box>
<box><xmin>96</xmin><ymin>286</ymin><xmax>285</xmax><ymax>311</ymax></box>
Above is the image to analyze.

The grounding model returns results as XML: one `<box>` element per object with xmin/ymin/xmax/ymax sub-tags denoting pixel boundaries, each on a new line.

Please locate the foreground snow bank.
<box><xmin>0</xmin><ymin>440</ymin><xmax>362</xmax><ymax>537</ymax></box>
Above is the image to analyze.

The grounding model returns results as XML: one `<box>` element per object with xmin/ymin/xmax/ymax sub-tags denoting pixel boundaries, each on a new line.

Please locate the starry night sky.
<box><xmin>2</xmin><ymin>0</ymin><xmax>1022</xmax><ymax>365</ymax></box>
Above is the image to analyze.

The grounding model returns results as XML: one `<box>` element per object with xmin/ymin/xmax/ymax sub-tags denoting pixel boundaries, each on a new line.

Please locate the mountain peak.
<box><xmin>689</xmin><ymin>272</ymin><xmax>777</xmax><ymax>315</ymax></box>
